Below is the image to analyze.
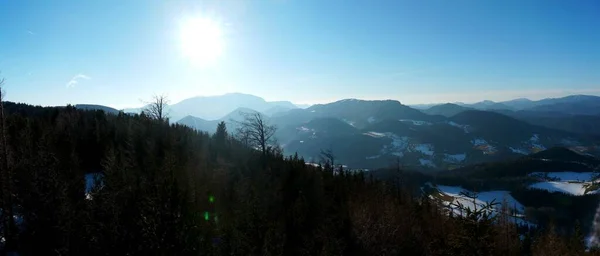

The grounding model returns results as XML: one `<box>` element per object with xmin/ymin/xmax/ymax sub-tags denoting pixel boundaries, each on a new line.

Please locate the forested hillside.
<box><xmin>0</xmin><ymin>100</ymin><xmax>596</xmax><ymax>255</ymax></box>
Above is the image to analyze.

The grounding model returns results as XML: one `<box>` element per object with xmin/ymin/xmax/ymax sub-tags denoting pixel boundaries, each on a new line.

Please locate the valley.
<box><xmin>133</xmin><ymin>93</ymin><xmax>600</xmax><ymax>171</ymax></box>
<box><xmin>5</xmin><ymin>0</ymin><xmax>599</xmax><ymax>253</ymax></box>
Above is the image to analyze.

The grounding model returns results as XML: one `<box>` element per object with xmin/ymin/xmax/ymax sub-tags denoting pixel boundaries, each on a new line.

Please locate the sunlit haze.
<box><xmin>1</xmin><ymin>0</ymin><xmax>599</xmax><ymax>109</ymax></box>
<box><xmin>179</xmin><ymin>16</ymin><xmax>224</xmax><ymax>67</ymax></box>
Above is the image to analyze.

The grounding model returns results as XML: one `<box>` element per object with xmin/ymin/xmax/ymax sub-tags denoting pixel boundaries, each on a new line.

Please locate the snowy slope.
<box><xmin>428</xmin><ymin>184</ymin><xmax>534</xmax><ymax>226</ymax></box>
<box><xmin>437</xmin><ymin>185</ymin><xmax>525</xmax><ymax>213</ymax></box>
<box><xmin>528</xmin><ymin>181</ymin><xmax>591</xmax><ymax>196</ymax></box>
<box><xmin>527</xmin><ymin>171</ymin><xmax>599</xmax><ymax>195</ymax></box>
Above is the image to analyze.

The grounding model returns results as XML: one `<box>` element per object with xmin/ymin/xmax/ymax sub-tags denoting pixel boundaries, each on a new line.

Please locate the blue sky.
<box><xmin>1</xmin><ymin>0</ymin><xmax>599</xmax><ymax>108</ymax></box>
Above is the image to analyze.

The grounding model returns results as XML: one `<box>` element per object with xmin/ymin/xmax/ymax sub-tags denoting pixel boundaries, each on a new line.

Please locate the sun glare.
<box><xmin>179</xmin><ymin>17</ymin><xmax>224</xmax><ymax>67</ymax></box>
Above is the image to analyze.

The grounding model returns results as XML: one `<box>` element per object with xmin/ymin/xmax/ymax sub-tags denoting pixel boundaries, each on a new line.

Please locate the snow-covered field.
<box><xmin>437</xmin><ymin>185</ymin><xmax>525</xmax><ymax>212</ymax></box>
<box><xmin>527</xmin><ymin>172</ymin><xmax>599</xmax><ymax>195</ymax></box>
<box><xmin>430</xmin><ymin>185</ymin><xmax>533</xmax><ymax>226</ymax></box>
<box><xmin>528</xmin><ymin>181</ymin><xmax>590</xmax><ymax>196</ymax></box>
<box><xmin>444</xmin><ymin>153</ymin><xmax>466</xmax><ymax>163</ymax></box>
<box><xmin>364</xmin><ymin>131</ymin><xmax>410</xmax><ymax>157</ymax></box>
<box><xmin>413</xmin><ymin>143</ymin><xmax>435</xmax><ymax>156</ymax></box>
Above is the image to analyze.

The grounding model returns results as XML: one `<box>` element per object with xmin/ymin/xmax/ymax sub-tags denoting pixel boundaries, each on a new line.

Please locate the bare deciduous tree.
<box><xmin>320</xmin><ymin>148</ymin><xmax>335</xmax><ymax>167</ymax></box>
<box><xmin>234</xmin><ymin>111</ymin><xmax>277</xmax><ymax>156</ymax></box>
<box><xmin>143</xmin><ymin>94</ymin><xmax>170</xmax><ymax>121</ymax></box>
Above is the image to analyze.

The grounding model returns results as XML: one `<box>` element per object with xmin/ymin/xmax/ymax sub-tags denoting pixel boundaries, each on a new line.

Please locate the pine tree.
<box><xmin>570</xmin><ymin>220</ymin><xmax>585</xmax><ymax>254</ymax></box>
<box><xmin>215</xmin><ymin>121</ymin><xmax>228</xmax><ymax>141</ymax></box>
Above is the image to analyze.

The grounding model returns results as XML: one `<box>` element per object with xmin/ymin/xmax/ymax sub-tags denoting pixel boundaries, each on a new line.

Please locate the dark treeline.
<box><xmin>0</xmin><ymin>101</ymin><xmax>596</xmax><ymax>255</ymax></box>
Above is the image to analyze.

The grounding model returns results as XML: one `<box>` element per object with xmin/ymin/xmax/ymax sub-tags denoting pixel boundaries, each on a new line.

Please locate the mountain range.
<box><xmin>122</xmin><ymin>93</ymin><xmax>307</xmax><ymax>121</ymax></box>
<box><xmin>417</xmin><ymin>95</ymin><xmax>600</xmax><ymax>115</ymax></box>
<box><xmin>78</xmin><ymin>93</ymin><xmax>600</xmax><ymax>170</ymax></box>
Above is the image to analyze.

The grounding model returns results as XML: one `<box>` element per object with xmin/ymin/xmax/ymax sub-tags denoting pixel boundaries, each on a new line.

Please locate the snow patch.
<box><xmin>471</xmin><ymin>138</ymin><xmax>488</xmax><ymax>146</ymax></box>
<box><xmin>367</xmin><ymin>116</ymin><xmax>376</xmax><ymax>123</ymax></box>
<box><xmin>306</xmin><ymin>162</ymin><xmax>320</xmax><ymax>168</ymax></box>
<box><xmin>447</xmin><ymin>121</ymin><xmax>462</xmax><ymax>128</ymax></box>
<box><xmin>444</xmin><ymin>153</ymin><xmax>466</xmax><ymax>163</ymax></box>
<box><xmin>364</xmin><ymin>131</ymin><xmax>411</xmax><ymax>157</ymax></box>
<box><xmin>297</xmin><ymin>126</ymin><xmax>310</xmax><ymax>132</ymax></box>
<box><xmin>510</xmin><ymin>147</ymin><xmax>529</xmax><ymax>155</ymax></box>
<box><xmin>413</xmin><ymin>144</ymin><xmax>435</xmax><ymax>156</ymax></box>
<box><xmin>343</xmin><ymin>119</ymin><xmax>356</xmax><ymax>127</ymax></box>
<box><xmin>447</xmin><ymin>121</ymin><xmax>470</xmax><ymax>133</ymax></box>
<box><xmin>530</xmin><ymin>134</ymin><xmax>540</xmax><ymax>142</ymax></box>
<box><xmin>399</xmin><ymin>119</ymin><xmax>431</xmax><ymax>126</ymax></box>
<box><xmin>387</xmin><ymin>133</ymin><xmax>409</xmax><ymax>150</ymax></box>
<box><xmin>471</xmin><ymin>138</ymin><xmax>497</xmax><ymax>154</ymax></box>
<box><xmin>363</xmin><ymin>131</ymin><xmax>386</xmax><ymax>138</ymax></box>
<box><xmin>379</xmin><ymin>133</ymin><xmax>410</xmax><ymax>156</ymax></box>
<box><xmin>529</xmin><ymin>134</ymin><xmax>546</xmax><ymax>151</ymax></box>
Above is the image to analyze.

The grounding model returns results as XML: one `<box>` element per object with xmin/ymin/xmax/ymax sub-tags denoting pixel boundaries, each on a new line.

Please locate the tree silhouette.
<box><xmin>234</xmin><ymin>111</ymin><xmax>276</xmax><ymax>156</ymax></box>
<box><xmin>143</xmin><ymin>94</ymin><xmax>170</xmax><ymax>121</ymax></box>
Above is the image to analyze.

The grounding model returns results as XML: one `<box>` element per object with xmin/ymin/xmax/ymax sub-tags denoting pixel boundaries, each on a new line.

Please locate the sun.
<box><xmin>179</xmin><ymin>17</ymin><xmax>224</xmax><ymax>67</ymax></box>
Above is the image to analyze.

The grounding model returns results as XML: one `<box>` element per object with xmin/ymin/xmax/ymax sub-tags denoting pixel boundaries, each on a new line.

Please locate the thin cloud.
<box><xmin>66</xmin><ymin>74</ymin><xmax>91</xmax><ymax>88</ymax></box>
<box><xmin>26</xmin><ymin>30</ymin><xmax>35</xmax><ymax>35</ymax></box>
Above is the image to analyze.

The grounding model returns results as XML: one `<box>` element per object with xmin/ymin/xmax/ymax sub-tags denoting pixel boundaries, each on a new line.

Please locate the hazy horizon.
<box><xmin>1</xmin><ymin>0</ymin><xmax>599</xmax><ymax>109</ymax></box>
<box><xmin>36</xmin><ymin>90</ymin><xmax>599</xmax><ymax>111</ymax></box>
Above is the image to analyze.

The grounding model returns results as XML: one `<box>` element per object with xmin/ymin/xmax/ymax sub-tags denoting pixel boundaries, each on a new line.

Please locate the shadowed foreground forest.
<box><xmin>0</xmin><ymin>101</ymin><xmax>597</xmax><ymax>256</ymax></box>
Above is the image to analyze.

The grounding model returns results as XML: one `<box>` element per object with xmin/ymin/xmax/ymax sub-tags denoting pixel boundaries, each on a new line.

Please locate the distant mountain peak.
<box><xmin>507</xmin><ymin>98</ymin><xmax>532</xmax><ymax>102</ymax></box>
<box><xmin>423</xmin><ymin>103</ymin><xmax>473</xmax><ymax>117</ymax></box>
<box><xmin>329</xmin><ymin>98</ymin><xmax>401</xmax><ymax>105</ymax></box>
<box><xmin>335</xmin><ymin>98</ymin><xmax>362</xmax><ymax>103</ymax></box>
